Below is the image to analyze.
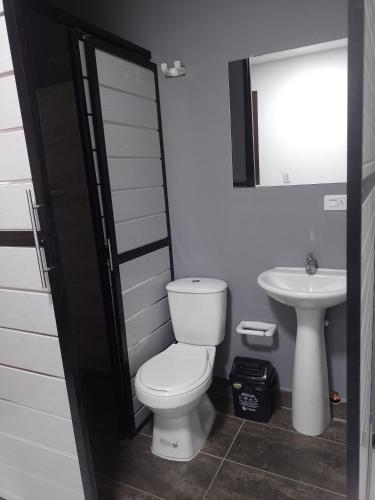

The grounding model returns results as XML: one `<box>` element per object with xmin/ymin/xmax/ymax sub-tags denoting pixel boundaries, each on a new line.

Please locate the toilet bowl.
<box><xmin>135</xmin><ymin>277</ymin><xmax>227</xmax><ymax>461</ymax></box>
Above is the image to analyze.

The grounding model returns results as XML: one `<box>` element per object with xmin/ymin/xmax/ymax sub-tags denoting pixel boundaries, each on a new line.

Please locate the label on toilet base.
<box><xmin>160</xmin><ymin>437</ymin><xmax>179</xmax><ymax>448</ymax></box>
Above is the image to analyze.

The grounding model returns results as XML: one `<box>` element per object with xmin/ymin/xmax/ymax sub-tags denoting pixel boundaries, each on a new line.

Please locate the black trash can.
<box><xmin>229</xmin><ymin>357</ymin><xmax>278</xmax><ymax>422</ymax></box>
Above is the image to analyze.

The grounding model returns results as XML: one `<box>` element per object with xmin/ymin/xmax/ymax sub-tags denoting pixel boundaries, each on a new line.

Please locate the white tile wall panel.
<box><xmin>100</xmin><ymin>85</ymin><xmax>158</xmax><ymax>129</ymax></box>
<box><xmin>125</xmin><ymin>296</ymin><xmax>170</xmax><ymax>348</ymax></box>
<box><xmin>123</xmin><ymin>269</ymin><xmax>170</xmax><ymax>319</ymax></box>
<box><xmin>104</xmin><ymin>122</ymin><xmax>160</xmax><ymax>158</ymax></box>
<box><xmin>115</xmin><ymin>212</ymin><xmax>168</xmax><ymax>253</ymax></box>
<box><xmin>132</xmin><ymin>395</ymin><xmax>142</xmax><ymax>414</ymax></box>
<box><xmin>0</xmin><ymin>181</ymin><xmax>33</xmax><ymax>230</ymax></box>
<box><xmin>83</xmin><ymin>78</ymin><xmax>91</xmax><ymax>114</ymax></box>
<box><xmin>78</xmin><ymin>41</ymin><xmax>87</xmax><ymax>77</ymax></box>
<box><xmin>0</xmin><ymin>76</ymin><xmax>22</xmax><ymax>130</ymax></box>
<box><xmin>0</xmin><ymin>399</ymin><xmax>76</xmax><ymax>455</ymax></box>
<box><xmin>128</xmin><ymin>320</ymin><xmax>174</xmax><ymax>377</ymax></box>
<box><xmin>0</xmin><ymin>1</ymin><xmax>3</xmax><ymax>15</ymax></box>
<box><xmin>0</xmin><ymin>129</ymin><xmax>31</xmax><ymax>181</ymax></box>
<box><xmin>112</xmin><ymin>186</ymin><xmax>165</xmax><ymax>223</ymax></box>
<box><xmin>96</xmin><ymin>49</ymin><xmax>156</xmax><ymax>100</ymax></box>
<box><xmin>0</xmin><ymin>16</ymin><xmax>12</xmax><ymax>74</ymax></box>
<box><xmin>0</xmin><ymin>462</ymin><xmax>84</xmax><ymax>500</ymax></box>
<box><xmin>0</xmin><ymin>328</ymin><xmax>64</xmax><ymax>377</ymax></box>
<box><xmin>120</xmin><ymin>247</ymin><xmax>170</xmax><ymax>290</ymax></box>
<box><xmin>0</xmin><ymin>247</ymin><xmax>45</xmax><ymax>290</ymax></box>
<box><xmin>0</xmin><ymin>433</ymin><xmax>83</xmax><ymax>493</ymax></box>
<box><xmin>108</xmin><ymin>158</ymin><xmax>163</xmax><ymax>190</ymax></box>
<box><xmin>0</xmin><ymin>366</ymin><xmax>70</xmax><ymax>418</ymax></box>
<box><xmin>134</xmin><ymin>405</ymin><xmax>150</xmax><ymax>429</ymax></box>
<box><xmin>0</xmin><ymin>288</ymin><xmax>57</xmax><ymax>335</ymax></box>
<box><xmin>88</xmin><ymin>115</ymin><xmax>96</xmax><ymax>148</ymax></box>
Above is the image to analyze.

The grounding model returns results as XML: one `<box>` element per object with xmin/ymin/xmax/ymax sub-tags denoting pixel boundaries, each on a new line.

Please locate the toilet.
<box><xmin>135</xmin><ymin>277</ymin><xmax>227</xmax><ymax>461</ymax></box>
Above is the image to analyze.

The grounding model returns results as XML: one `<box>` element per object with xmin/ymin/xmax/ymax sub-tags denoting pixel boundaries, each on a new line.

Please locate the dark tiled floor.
<box><xmin>96</xmin><ymin>378</ymin><xmax>347</xmax><ymax>499</ymax></box>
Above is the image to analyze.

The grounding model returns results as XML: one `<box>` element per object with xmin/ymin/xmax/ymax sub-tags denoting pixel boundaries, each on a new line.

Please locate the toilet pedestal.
<box><xmin>151</xmin><ymin>394</ymin><xmax>215</xmax><ymax>461</ymax></box>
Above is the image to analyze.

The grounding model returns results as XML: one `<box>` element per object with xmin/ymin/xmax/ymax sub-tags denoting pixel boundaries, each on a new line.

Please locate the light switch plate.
<box><xmin>324</xmin><ymin>194</ymin><xmax>347</xmax><ymax>211</ymax></box>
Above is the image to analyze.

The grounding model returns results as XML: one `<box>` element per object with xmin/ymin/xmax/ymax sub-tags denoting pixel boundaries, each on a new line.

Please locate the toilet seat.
<box><xmin>137</xmin><ymin>343</ymin><xmax>213</xmax><ymax>397</ymax></box>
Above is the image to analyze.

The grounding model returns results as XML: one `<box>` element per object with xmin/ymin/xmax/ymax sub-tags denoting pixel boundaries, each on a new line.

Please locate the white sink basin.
<box><xmin>257</xmin><ymin>267</ymin><xmax>346</xmax><ymax>309</ymax></box>
<box><xmin>257</xmin><ymin>266</ymin><xmax>347</xmax><ymax>437</ymax></box>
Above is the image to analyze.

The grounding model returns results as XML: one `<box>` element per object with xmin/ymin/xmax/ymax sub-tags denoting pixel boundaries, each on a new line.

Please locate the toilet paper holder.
<box><xmin>236</xmin><ymin>321</ymin><xmax>277</xmax><ymax>337</ymax></box>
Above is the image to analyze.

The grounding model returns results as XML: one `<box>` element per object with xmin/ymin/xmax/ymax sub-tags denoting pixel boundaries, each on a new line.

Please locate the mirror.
<box><xmin>229</xmin><ymin>40</ymin><xmax>348</xmax><ymax>187</ymax></box>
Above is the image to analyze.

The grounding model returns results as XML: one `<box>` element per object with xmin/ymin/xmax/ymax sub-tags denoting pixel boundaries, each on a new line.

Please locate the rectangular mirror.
<box><xmin>229</xmin><ymin>39</ymin><xmax>348</xmax><ymax>187</ymax></box>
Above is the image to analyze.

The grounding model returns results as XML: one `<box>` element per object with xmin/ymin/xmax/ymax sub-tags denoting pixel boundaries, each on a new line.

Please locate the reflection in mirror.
<box><xmin>229</xmin><ymin>40</ymin><xmax>348</xmax><ymax>187</ymax></box>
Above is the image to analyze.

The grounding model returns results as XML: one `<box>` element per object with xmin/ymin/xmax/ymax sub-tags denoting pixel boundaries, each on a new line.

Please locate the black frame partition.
<box><xmin>4</xmin><ymin>0</ymin><xmax>174</xmax><ymax>498</ymax></box>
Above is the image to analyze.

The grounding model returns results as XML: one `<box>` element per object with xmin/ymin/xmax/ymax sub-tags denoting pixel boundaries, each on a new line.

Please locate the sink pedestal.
<box><xmin>292</xmin><ymin>308</ymin><xmax>330</xmax><ymax>436</ymax></box>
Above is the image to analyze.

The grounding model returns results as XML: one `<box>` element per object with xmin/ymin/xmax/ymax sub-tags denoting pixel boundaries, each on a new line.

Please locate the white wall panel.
<box><xmin>96</xmin><ymin>49</ymin><xmax>155</xmax><ymax>99</ymax></box>
<box><xmin>108</xmin><ymin>158</ymin><xmax>163</xmax><ymax>190</ymax></box>
<box><xmin>0</xmin><ymin>182</ymin><xmax>32</xmax><ymax>230</ymax></box>
<box><xmin>125</xmin><ymin>297</ymin><xmax>170</xmax><ymax>348</ymax></box>
<box><xmin>112</xmin><ymin>186</ymin><xmax>165</xmax><ymax>223</ymax></box>
<box><xmin>100</xmin><ymin>85</ymin><xmax>158</xmax><ymax>129</ymax></box>
<box><xmin>132</xmin><ymin>395</ymin><xmax>142</xmax><ymax>414</ymax></box>
<box><xmin>0</xmin><ymin>433</ymin><xmax>83</xmax><ymax>493</ymax></box>
<box><xmin>0</xmin><ymin>288</ymin><xmax>57</xmax><ymax>335</ymax></box>
<box><xmin>115</xmin><ymin>213</ymin><xmax>167</xmax><ymax>253</ymax></box>
<box><xmin>120</xmin><ymin>246</ymin><xmax>170</xmax><ymax>290</ymax></box>
<box><xmin>128</xmin><ymin>321</ymin><xmax>174</xmax><ymax>377</ymax></box>
<box><xmin>0</xmin><ymin>328</ymin><xmax>64</xmax><ymax>377</ymax></box>
<box><xmin>0</xmin><ymin>16</ymin><xmax>12</xmax><ymax>74</ymax></box>
<box><xmin>0</xmin><ymin>366</ymin><xmax>70</xmax><ymax>418</ymax></box>
<box><xmin>123</xmin><ymin>269</ymin><xmax>170</xmax><ymax>319</ymax></box>
<box><xmin>0</xmin><ymin>247</ymin><xmax>44</xmax><ymax>290</ymax></box>
<box><xmin>0</xmin><ymin>76</ymin><xmax>22</xmax><ymax>130</ymax></box>
<box><xmin>0</xmin><ymin>129</ymin><xmax>31</xmax><ymax>181</ymax></box>
<box><xmin>0</xmin><ymin>462</ymin><xmax>84</xmax><ymax>500</ymax></box>
<box><xmin>134</xmin><ymin>405</ymin><xmax>150</xmax><ymax>428</ymax></box>
<box><xmin>0</xmin><ymin>399</ymin><xmax>76</xmax><ymax>455</ymax></box>
<box><xmin>104</xmin><ymin>122</ymin><xmax>160</xmax><ymax>158</ymax></box>
<box><xmin>0</xmin><ymin>1</ymin><xmax>4</xmax><ymax>15</ymax></box>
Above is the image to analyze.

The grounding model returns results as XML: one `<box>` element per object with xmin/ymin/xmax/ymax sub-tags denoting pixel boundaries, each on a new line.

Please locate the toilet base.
<box><xmin>151</xmin><ymin>394</ymin><xmax>216</xmax><ymax>461</ymax></box>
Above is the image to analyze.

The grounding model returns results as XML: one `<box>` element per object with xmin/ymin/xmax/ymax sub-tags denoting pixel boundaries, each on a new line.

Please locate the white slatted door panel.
<box><xmin>0</xmin><ymin>366</ymin><xmax>70</xmax><ymax>417</ymax></box>
<box><xmin>123</xmin><ymin>269</ymin><xmax>170</xmax><ymax>319</ymax></box>
<box><xmin>108</xmin><ymin>158</ymin><xmax>163</xmax><ymax>190</ymax></box>
<box><xmin>128</xmin><ymin>321</ymin><xmax>174</xmax><ymax>377</ymax></box>
<box><xmin>0</xmin><ymin>289</ymin><xmax>57</xmax><ymax>335</ymax></box>
<box><xmin>100</xmin><ymin>86</ymin><xmax>158</xmax><ymax>129</ymax></box>
<box><xmin>0</xmin><ymin>399</ymin><xmax>76</xmax><ymax>455</ymax></box>
<box><xmin>0</xmin><ymin>129</ymin><xmax>31</xmax><ymax>181</ymax></box>
<box><xmin>104</xmin><ymin>123</ymin><xmax>160</xmax><ymax>158</ymax></box>
<box><xmin>120</xmin><ymin>247</ymin><xmax>170</xmax><ymax>289</ymax></box>
<box><xmin>0</xmin><ymin>76</ymin><xmax>22</xmax><ymax>130</ymax></box>
<box><xmin>112</xmin><ymin>186</ymin><xmax>165</xmax><ymax>223</ymax></box>
<box><xmin>0</xmin><ymin>462</ymin><xmax>84</xmax><ymax>500</ymax></box>
<box><xmin>96</xmin><ymin>49</ymin><xmax>156</xmax><ymax>99</ymax></box>
<box><xmin>0</xmin><ymin>247</ymin><xmax>44</xmax><ymax>290</ymax></box>
<box><xmin>115</xmin><ymin>213</ymin><xmax>167</xmax><ymax>253</ymax></box>
<box><xmin>0</xmin><ymin>433</ymin><xmax>83</xmax><ymax>493</ymax></box>
<box><xmin>0</xmin><ymin>16</ymin><xmax>12</xmax><ymax>74</ymax></box>
<box><xmin>125</xmin><ymin>297</ymin><xmax>170</xmax><ymax>348</ymax></box>
<box><xmin>0</xmin><ymin>182</ymin><xmax>33</xmax><ymax>230</ymax></box>
<box><xmin>0</xmin><ymin>328</ymin><xmax>64</xmax><ymax>377</ymax></box>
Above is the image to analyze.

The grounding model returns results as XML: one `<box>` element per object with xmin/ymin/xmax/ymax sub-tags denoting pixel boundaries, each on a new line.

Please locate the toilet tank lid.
<box><xmin>166</xmin><ymin>278</ymin><xmax>227</xmax><ymax>294</ymax></box>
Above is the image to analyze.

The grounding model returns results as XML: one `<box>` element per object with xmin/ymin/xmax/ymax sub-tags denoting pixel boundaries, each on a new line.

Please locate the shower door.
<box><xmin>72</xmin><ymin>32</ymin><xmax>174</xmax><ymax>436</ymax></box>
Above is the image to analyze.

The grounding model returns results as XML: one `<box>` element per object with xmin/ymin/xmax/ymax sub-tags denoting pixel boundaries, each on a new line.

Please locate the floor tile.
<box><xmin>97</xmin><ymin>475</ymin><xmax>160</xmax><ymax>499</ymax></box>
<box><xmin>227</xmin><ymin>421</ymin><xmax>346</xmax><ymax>495</ymax></box>
<box><xmin>268</xmin><ymin>407</ymin><xmax>346</xmax><ymax>444</ymax></box>
<box><xmin>93</xmin><ymin>433</ymin><xmax>221</xmax><ymax>500</ymax></box>
<box><xmin>202</xmin><ymin>414</ymin><xmax>243</xmax><ymax>458</ymax></box>
<box><xmin>205</xmin><ymin>461</ymin><xmax>345</xmax><ymax>500</ymax></box>
<box><xmin>332</xmin><ymin>403</ymin><xmax>347</xmax><ymax>421</ymax></box>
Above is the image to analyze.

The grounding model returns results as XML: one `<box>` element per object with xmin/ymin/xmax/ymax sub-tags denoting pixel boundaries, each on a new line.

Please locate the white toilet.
<box><xmin>135</xmin><ymin>277</ymin><xmax>227</xmax><ymax>461</ymax></box>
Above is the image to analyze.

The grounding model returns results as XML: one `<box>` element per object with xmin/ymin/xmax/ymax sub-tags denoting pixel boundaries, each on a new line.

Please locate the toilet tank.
<box><xmin>166</xmin><ymin>278</ymin><xmax>227</xmax><ymax>346</ymax></box>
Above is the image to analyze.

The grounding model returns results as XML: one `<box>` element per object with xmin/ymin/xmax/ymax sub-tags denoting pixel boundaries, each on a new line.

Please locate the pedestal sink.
<box><xmin>257</xmin><ymin>267</ymin><xmax>346</xmax><ymax>436</ymax></box>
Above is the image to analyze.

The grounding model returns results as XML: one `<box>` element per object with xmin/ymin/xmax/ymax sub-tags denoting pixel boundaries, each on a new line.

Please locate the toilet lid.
<box><xmin>138</xmin><ymin>344</ymin><xmax>210</xmax><ymax>394</ymax></box>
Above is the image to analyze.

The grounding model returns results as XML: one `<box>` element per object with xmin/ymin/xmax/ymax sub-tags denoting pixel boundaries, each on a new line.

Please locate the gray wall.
<box><xmin>48</xmin><ymin>0</ymin><xmax>348</xmax><ymax>396</ymax></box>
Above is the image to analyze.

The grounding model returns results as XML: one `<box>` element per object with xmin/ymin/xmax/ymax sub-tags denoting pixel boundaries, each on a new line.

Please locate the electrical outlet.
<box><xmin>324</xmin><ymin>195</ymin><xmax>347</xmax><ymax>211</ymax></box>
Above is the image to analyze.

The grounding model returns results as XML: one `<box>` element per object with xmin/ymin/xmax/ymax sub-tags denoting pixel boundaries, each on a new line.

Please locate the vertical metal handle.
<box><xmin>26</xmin><ymin>189</ymin><xmax>51</xmax><ymax>289</ymax></box>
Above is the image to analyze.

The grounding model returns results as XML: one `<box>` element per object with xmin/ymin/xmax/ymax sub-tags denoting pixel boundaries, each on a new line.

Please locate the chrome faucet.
<box><xmin>305</xmin><ymin>252</ymin><xmax>318</xmax><ymax>275</ymax></box>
